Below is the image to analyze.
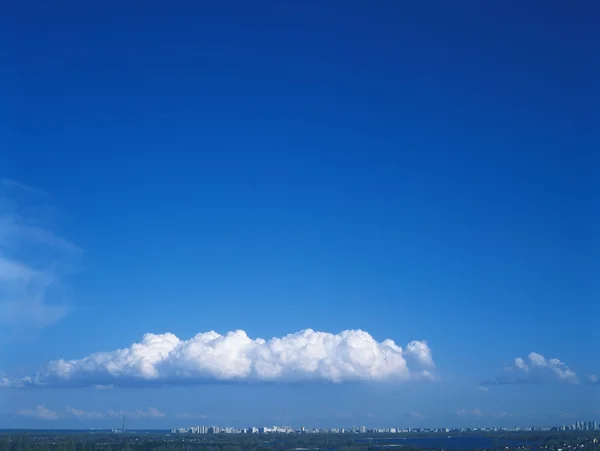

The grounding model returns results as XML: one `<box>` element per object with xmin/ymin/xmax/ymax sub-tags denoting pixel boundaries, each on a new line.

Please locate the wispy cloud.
<box><xmin>409</xmin><ymin>411</ymin><xmax>425</xmax><ymax>419</ymax></box>
<box><xmin>0</xmin><ymin>180</ymin><xmax>82</xmax><ymax>327</ymax></box>
<box><xmin>1</xmin><ymin>179</ymin><xmax>49</xmax><ymax>198</ymax></box>
<box><xmin>107</xmin><ymin>408</ymin><xmax>165</xmax><ymax>419</ymax></box>
<box><xmin>66</xmin><ymin>406</ymin><xmax>105</xmax><ymax>419</ymax></box>
<box><xmin>481</xmin><ymin>352</ymin><xmax>580</xmax><ymax>387</ymax></box>
<box><xmin>0</xmin><ymin>329</ymin><xmax>436</xmax><ymax>388</ymax></box>
<box><xmin>18</xmin><ymin>405</ymin><xmax>58</xmax><ymax>420</ymax></box>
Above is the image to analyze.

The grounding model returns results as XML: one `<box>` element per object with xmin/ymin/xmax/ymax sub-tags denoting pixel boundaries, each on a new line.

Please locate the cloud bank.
<box><xmin>3</xmin><ymin>329</ymin><xmax>436</xmax><ymax>387</ymax></box>
<box><xmin>0</xmin><ymin>180</ymin><xmax>82</xmax><ymax>327</ymax></box>
<box><xmin>481</xmin><ymin>352</ymin><xmax>582</xmax><ymax>386</ymax></box>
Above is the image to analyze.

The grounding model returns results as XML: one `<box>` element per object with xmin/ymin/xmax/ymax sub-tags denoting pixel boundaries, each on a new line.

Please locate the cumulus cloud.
<box><xmin>481</xmin><ymin>352</ymin><xmax>579</xmax><ymax>386</ymax></box>
<box><xmin>514</xmin><ymin>357</ymin><xmax>529</xmax><ymax>373</ymax></box>
<box><xmin>2</xmin><ymin>329</ymin><xmax>436</xmax><ymax>387</ymax></box>
<box><xmin>528</xmin><ymin>352</ymin><xmax>547</xmax><ymax>368</ymax></box>
<box><xmin>18</xmin><ymin>405</ymin><xmax>58</xmax><ymax>420</ymax></box>
<box><xmin>588</xmin><ymin>374</ymin><xmax>598</xmax><ymax>384</ymax></box>
<box><xmin>0</xmin><ymin>180</ymin><xmax>82</xmax><ymax>327</ymax></box>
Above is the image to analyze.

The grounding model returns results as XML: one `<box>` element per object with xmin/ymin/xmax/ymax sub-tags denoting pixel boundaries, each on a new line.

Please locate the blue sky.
<box><xmin>1</xmin><ymin>0</ymin><xmax>598</xmax><ymax>429</ymax></box>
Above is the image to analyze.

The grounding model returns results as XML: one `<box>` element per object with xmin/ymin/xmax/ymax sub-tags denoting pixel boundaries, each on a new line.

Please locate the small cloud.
<box><xmin>485</xmin><ymin>352</ymin><xmax>579</xmax><ymax>386</ymax></box>
<box><xmin>493</xmin><ymin>412</ymin><xmax>516</xmax><ymax>419</ymax></box>
<box><xmin>477</xmin><ymin>385</ymin><xmax>489</xmax><ymax>392</ymax></box>
<box><xmin>409</xmin><ymin>411</ymin><xmax>424</xmax><ymax>419</ymax></box>
<box><xmin>137</xmin><ymin>407</ymin><xmax>166</xmax><ymax>419</ymax></box>
<box><xmin>176</xmin><ymin>413</ymin><xmax>208</xmax><ymax>420</ymax></box>
<box><xmin>528</xmin><ymin>352</ymin><xmax>547</xmax><ymax>368</ymax></box>
<box><xmin>514</xmin><ymin>357</ymin><xmax>529</xmax><ymax>373</ymax></box>
<box><xmin>560</xmin><ymin>412</ymin><xmax>577</xmax><ymax>418</ymax></box>
<box><xmin>588</xmin><ymin>374</ymin><xmax>598</xmax><ymax>384</ymax></box>
<box><xmin>107</xmin><ymin>407</ymin><xmax>165</xmax><ymax>419</ymax></box>
<box><xmin>18</xmin><ymin>405</ymin><xmax>58</xmax><ymax>420</ymax></box>
<box><xmin>456</xmin><ymin>408</ymin><xmax>483</xmax><ymax>417</ymax></box>
<box><xmin>405</xmin><ymin>341</ymin><xmax>435</xmax><ymax>367</ymax></box>
<box><xmin>66</xmin><ymin>406</ymin><xmax>105</xmax><ymax>419</ymax></box>
<box><xmin>67</xmin><ymin>406</ymin><xmax>164</xmax><ymax>420</ymax></box>
<box><xmin>92</xmin><ymin>384</ymin><xmax>114</xmax><ymax>390</ymax></box>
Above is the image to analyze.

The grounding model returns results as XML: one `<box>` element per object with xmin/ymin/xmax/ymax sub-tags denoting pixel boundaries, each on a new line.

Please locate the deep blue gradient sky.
<box><xmin>1</xmin><ymin>0</ymin><xmax>598</xmax><ymax>429</ymax></box>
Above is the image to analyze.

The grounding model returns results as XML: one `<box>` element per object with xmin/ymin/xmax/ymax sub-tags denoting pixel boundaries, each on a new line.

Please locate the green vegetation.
<box><xmin>0</xmin><ymin>431</ymin><xmax>598</xmax><ymax>451</ymax></box>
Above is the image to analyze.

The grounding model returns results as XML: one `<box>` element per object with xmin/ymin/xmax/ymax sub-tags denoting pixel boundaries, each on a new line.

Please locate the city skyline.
<box><xmin>166</xmin><ymin>421</ymin><xmax>600</xmax><ymax>435</ymax></box>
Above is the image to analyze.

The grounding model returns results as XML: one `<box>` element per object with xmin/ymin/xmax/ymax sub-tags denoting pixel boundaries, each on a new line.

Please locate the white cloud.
<box><xmin>0</xmin><ymin>181</ymin><xmax>82</xmax><ymax>327</ymax></box>
<box><xmin>409</xmin><ymin>411</ymin><xmax>424</xmax><ymax>419</ymax></box>
<box><xmin>521</xmin><ymin>353</ymin><xmax>578</xmax><ymax>384</ymax></box>
<box><xmin>405</xmin><ymin>341</ymin><xmax>434</xmax><ymax>367</ymax></box>
<box><xmin>18</xmin><ymin>405</ymin><xmax>58</xmax><ymax>420</ymax></box>
<box><xmin>588</xmin><ymin>374</ymin><xmax>598</xmax><ymax>384</ymax></box>
<box><xmin>514</xmin><ymin>357</ymin><xmax>529</xmax><ymax>373</ymax></box>
<box><xmin>486</xmin><ymin>352</ymin><xmax>580</xmax><ymax>385</ymax></box>
<box><xmin>456</xmin><ymin>408</ymin><xmax>483</xmax><ymax>417</ymax></box>
<box><xmin>4</xmin><ymin>329</ymin><xmax>436</xmax><ymax>387</ymax></box>
<box><xmin>528</xmin><ymin>352</ymin><xmax>547</xmax><ymax>368</ymax></box>
<box><xmin>547</xmin><ymin>358</ymin><xmax>578</xmax><ymax>382</ymax></box>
